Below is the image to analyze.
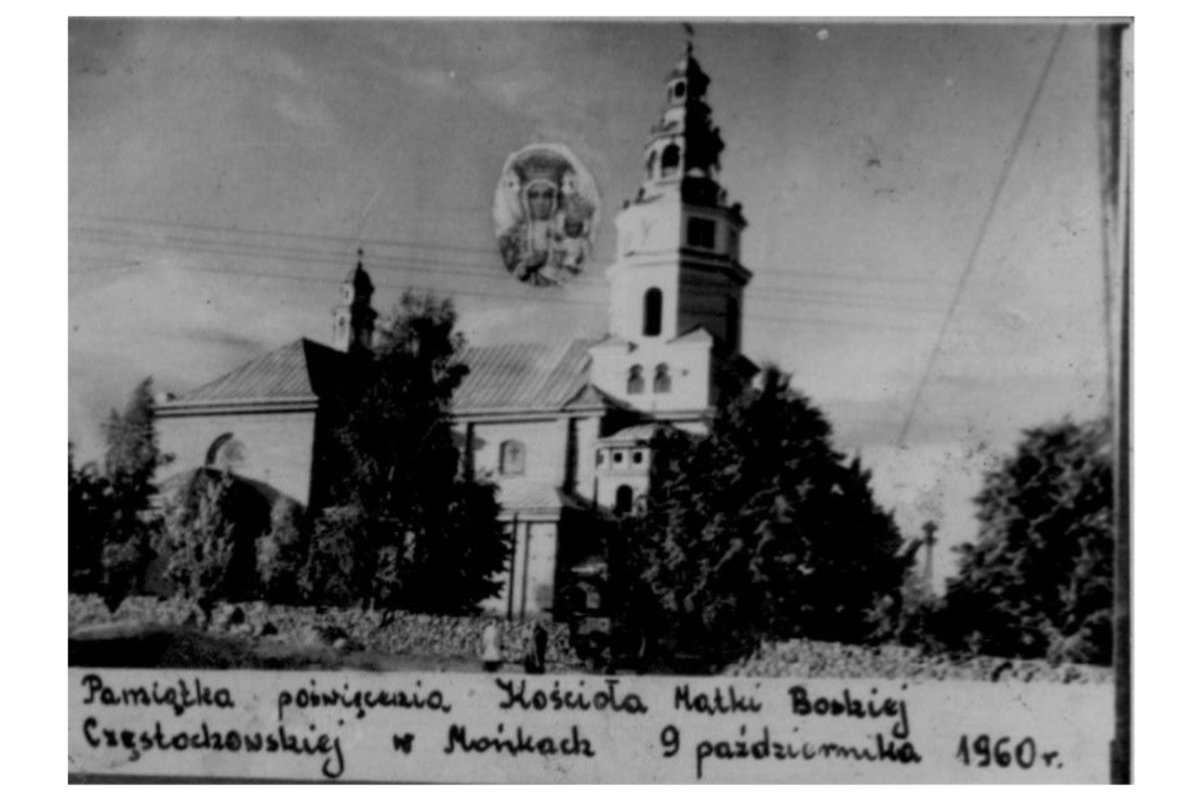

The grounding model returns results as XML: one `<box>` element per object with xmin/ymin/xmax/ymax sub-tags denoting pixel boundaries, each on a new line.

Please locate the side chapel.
<box><xmin>155</xmin><ymin>46</ymin><xmax>757</xmax><ymax>618</ymax></box>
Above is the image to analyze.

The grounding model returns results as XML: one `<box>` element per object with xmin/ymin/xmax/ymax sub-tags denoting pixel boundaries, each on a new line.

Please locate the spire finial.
<box><xmin>357</xmin><ymin>246</ymin><xmax>364</xmax><ymax>267</ymax></box>
<box><xmin>682</xmin><ymin>22</ymin><xmax>694</xmax><ymax>56</ymax></box>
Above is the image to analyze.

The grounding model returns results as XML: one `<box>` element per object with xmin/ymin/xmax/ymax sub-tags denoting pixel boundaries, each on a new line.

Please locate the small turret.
<box><xmin>331</xmin><ymin>248</ymin><xmax>378</xmax><ymax>353</ymax></box>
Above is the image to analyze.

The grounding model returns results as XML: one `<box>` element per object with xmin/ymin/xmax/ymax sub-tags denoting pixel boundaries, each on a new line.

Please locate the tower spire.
<box><xmin>331</xmin><ymin>246</ymin><xmax>378</xmax><ymax>353</ymax></box>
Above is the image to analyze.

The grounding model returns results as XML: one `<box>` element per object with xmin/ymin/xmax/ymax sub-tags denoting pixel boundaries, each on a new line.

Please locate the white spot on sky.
<box><xmin>817</xmin><ymin>29</ymin><xmax>830</xmax><ymax>42</ymax></box>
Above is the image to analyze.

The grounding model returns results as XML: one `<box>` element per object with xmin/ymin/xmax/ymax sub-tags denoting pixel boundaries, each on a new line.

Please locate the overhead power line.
<box><xmin>893</xmin><ymin>25</ymin><xmax>1067</xmax><ymax>448</ymax></box>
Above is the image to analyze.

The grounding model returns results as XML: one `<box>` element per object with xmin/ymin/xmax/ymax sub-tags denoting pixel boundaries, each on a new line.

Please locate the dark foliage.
<box><xmin>317</xmin><ymin>291</ymin><xmax>509</xmax><ymax>613</ymax></box>
<box><xmin>68</xmin><ymin>378</ymin><xmax>171</xmax><ymax>610</ymax></box>
<box><xmin>940</xmin><ymin>418</ymin><xmax>1115</xmax><ymax>665</ymax></box>
<box><xmin>617</xmin><ymin>365</ymin><xmax>912</xmax><ymax>667</ymax></box>
<box><xmin>162</xmin><ymin>468</ymin><xmax>269</xmax><ymax>619</ymax></box>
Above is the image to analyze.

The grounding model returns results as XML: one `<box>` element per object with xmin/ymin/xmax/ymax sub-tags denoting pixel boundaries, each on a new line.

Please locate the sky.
<box><xmin>68</xmin><ymin>18</ymin><xmax>1115</xmax><ymax>588</ymax></box>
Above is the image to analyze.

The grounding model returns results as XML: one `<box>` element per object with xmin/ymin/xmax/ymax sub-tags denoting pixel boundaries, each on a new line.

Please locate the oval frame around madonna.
<box><xmin>493</xmin><ymin>143</ymin><xmax>601</xmax><ymax>287</ymax></box>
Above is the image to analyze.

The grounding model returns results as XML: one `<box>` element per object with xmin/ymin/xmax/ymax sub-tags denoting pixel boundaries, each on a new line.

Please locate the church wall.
<box><xmin>573</xmin><ymin>416</ymin><xmax>602</xmax><ymax>503</ymax></box>
<box><xmin>596</xmin><ymin>472</ymin><xmax>651</xmax><ymax>511</ymax></box>
<box><xmin>480</xmin><ymin>518</ymin><xmax>561</xmax><ymax>619</ymax></box>
<box><xmin>608</xmin><ymin>261</ymin><xmax>681</xmax><ymax>342</ymax></box>
<box><xmin>469</xmin><ymin>418</ymin><xmax>568</xmax><ymax>485</ymax></box>
<box><xmin>589</xmin><ymin>337</ymin><xmax>712</xmax><ymax>413</ymax></box>
<box><xmin>156</xmin><ymin>410</ymin><xmax>317</xmax><ymax>505</ymax></box>
<box><xmin>678</xmin><ymin>267</ymin><xmax>743</xmax><ymax>351</ymax></box>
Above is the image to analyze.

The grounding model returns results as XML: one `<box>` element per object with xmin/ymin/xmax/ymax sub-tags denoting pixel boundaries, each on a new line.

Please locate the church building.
<box><xmin>155</xmin><ymin>46</ymin><xmax>756</xmax><ymax>619</ymax></box>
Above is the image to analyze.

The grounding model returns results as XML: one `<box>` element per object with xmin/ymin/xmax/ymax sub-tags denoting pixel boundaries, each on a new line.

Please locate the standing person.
<box><xmin>524</xmin><ymin>621</ymin><xmax>548</xmax><ymax>674</ymax></box>
<box><xmin>533</xmin><ymin>621</ymin><xmax>549</xmax><ymax>673</ymax></box>
<box><xmin>481</xmin><ymin>621</ymin><xmax>502</xmax><ymax>673</ymax></box>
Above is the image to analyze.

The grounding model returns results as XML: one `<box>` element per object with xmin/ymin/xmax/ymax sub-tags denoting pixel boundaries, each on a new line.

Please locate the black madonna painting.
<box><xmin>493</xmin><ymin>143</ymin><xmax>600</xmax><ymax>286</ymax></box>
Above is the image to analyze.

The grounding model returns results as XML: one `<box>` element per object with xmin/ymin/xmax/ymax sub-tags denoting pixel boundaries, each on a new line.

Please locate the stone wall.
<box><xmin>69</xmin><ymin>594</ymin><xmax>583</xmax><ymax>669</ymax></box>
<box><xmin>724</xmin><ymin>638</ymin><xmax>1113</xmax><ymax>684</ymax></box>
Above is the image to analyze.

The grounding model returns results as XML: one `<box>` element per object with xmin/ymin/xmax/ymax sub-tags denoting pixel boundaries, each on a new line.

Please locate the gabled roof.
<box><xmin>588</xmin><ymin>335</ymin><xmax>634</xmax><ymax>351</ymax></box>
<box><xmin>164</xmin><ymin>338</ymin><xmax>346</xmax><ymax>407</ymax></box>
<box><xmin>163</xmin><ymin>335</ymin><xmax>611</xmax><ymax>417</ymax></box>
<box><xmin>669</xmin><ymin>325</ymin><xmax>714</xmax><ymax>345</ymax></box>
<box><xmin>560</xmin><ymin>383</ymin><xmax>630</xmax><ymax>413</ymax></box>
<box><xmin>496</xmin><ymin>480</ymin><xmax>588</xmax><ymax>515</ymax></box>
<box><xmin>454</xmin><ymin>339</ymin><xmax>595</xmax><ymax>414</ymax></box>
<box><xmin>599</xmin><ymin>422</ymin><xmax>672</xmax><ymax>444</ymax></box>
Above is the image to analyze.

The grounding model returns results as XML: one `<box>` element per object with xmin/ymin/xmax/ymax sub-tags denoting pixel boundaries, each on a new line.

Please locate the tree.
<box><xmin>619</xmin><ymin>366</ymin><xmax>913</xmax><ymax>666</ymax></box>
<box><xmin>940</xmin><ymin>418</ymin><xmax>1114</xmax><ymax>665</ymax></box>
<box><xmin>163</xmin><ymin>468</ymin><xmax>267</xmax><ymax>620</ymax></box>
<box><xmin>256</xmin><ymin>496</ymin><xmax>310</xmax><ymax>604</ymax></box>
<box><xmin>316</xmin><ymin>291</ymin><xmax>509</xmax><ymax>613</ymax></box>
<box><xmin>67</xmin><ymin>379</ymin><xmax>171</xmax><ymax>608</ymax></box>
<box><xmin>68</xmin><ymin>443</ymin><xmax>112</xmax><ymax>594</ymax></box>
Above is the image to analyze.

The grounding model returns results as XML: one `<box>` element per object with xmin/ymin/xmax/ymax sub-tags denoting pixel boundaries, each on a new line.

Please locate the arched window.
<box><xmin>643</xmin><ymin>288</ymin><xmax>663</xmax><ymax>337</ymax></box>
<box><xmin>653</xmin><ymin>363</ymin><xmax>671</xmax><ymax>394</ymax></box>
<box><xmin>205</xmin><ymin>433</ymin><xmax>244</xmax><ymax>472</ymax></box>
<box><xmin>614</xmin><ymin>484</ymin><xmax>634</xmax><ymax>515</ymax></box>
<box><xmin>627</xmin><ymin>365</ymin><xmax>645</xmax><ymax>395</ymax></box>
<box><xmin>661</xmin><ymin>143</ymin><xmax>681</xmax><ymax>177</ymax></box>
<box><xmin>499</xmin><ymin>440</ymin><xmax>525</xmax><ymax>476</ymax></box>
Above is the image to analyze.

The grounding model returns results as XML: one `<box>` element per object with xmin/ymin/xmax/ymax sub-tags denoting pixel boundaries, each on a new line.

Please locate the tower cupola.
<box><xmin>331</xmin><ymin>248</ymin><xmax>378</xmax><ymax>353</ymax></box>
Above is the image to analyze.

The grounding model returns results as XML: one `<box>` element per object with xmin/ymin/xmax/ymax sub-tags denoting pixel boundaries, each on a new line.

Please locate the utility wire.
<box><xmin>894</xmin><ymin>26</ymin><xmax>1067</xmax><ymax>448</ymax></box>
<box><xmin>72</xmin><ymin>225</ymin><xmax>952</xmax><ymax>315</ymax></box>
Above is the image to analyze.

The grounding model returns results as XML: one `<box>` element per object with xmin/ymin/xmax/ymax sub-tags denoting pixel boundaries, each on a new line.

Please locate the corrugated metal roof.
<box><xmin>170</xmin><ymin>338</ymin><xmax>344</xmax><ymax>404</ymax></box>
<box><xmin>454</xmin><ymin>339</ymin><xmax>594</xmax><ymax>413</ymax></box>
<box><xmin>168</xmin><ymin>336</ymin><xmax>603</xmax><ymax>414</ymax></box>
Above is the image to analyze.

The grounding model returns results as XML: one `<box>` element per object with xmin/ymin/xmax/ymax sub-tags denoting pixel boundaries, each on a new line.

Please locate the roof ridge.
<box><xmin>170</xmin><ymin>337</ymin><xmax>330</xmax><ymax>404</ymax></box>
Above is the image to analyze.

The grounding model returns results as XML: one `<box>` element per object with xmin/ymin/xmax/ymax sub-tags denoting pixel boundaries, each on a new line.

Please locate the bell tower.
<box><xmin>331</xmin><ymin>248</ymin><xmax>378</xmax><ymax>353</ymax></box>
<box><xmin>591</xmin><ymin>37</ymin><xmax>754</xmax><ymax>421</ymax></box>
<box><xmin>607</xmin><ymin>37</ymin><xmax>752</xmax><ymax>353</ymax></box>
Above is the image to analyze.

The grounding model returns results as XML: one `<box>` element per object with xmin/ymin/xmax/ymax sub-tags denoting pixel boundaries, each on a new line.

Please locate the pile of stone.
<box><xmin>69</xmin><ymin>594</ymin><xmax>583</xmax><ymax>669</ymax></box>
<box><xmin>724</xmin><ymin>638</ymin><xmax>1113</xmax><ymax>684</ymax></box>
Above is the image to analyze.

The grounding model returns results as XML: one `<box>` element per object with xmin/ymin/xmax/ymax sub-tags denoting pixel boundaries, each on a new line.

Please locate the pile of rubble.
<box><xmin>69</xmin><ymin>594</ymin><xmax>582</xmax><ymax>669</ymax></box>
<box><xmin>724</xmin><ymin>638</ymin><xmax>1113</xmax><ymax>684</ymax></box>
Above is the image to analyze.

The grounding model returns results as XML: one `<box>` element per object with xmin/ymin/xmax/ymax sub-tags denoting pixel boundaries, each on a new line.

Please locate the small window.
<box><xmin>614</xmin><ymin>451</ymin><xmax>625</xmax><ymax>465</ymax></box>
<box><xmin>632</xmin><ymin>450</ymin><xmax>645</xmax><ymax>466</ymax></box>
<box><xmin>687</xmin><ymin>217</ymin><xmax>716</xmax><ymax>249</ymax></box>
<box><xmin>653</xmin><ymin>363</ymin><xmax>671</xmax><ymax>394</ymax></box>
<box><xmin>499</xmin><ymin>440</ymin><xmax>525</xmax><ymax>476</ymax></box>
<box><xmin>627</xmin><ymin>365</ymin><xmax>645</xmax><ymax>395</ymax></box>
<box><xmin>596</xmin><ymin>449</ymin><xmax>606</xmax><ymax>467</ymax></box>
<box><xmin>728</xmin><ymin>227</ymin><xmax>740</xmax><ymax>256</ymax></box>
<box><xmin>673</xmin><ymin>80</ymin><xmax>687</xmax><ymax>99</ymax></box>
<box><xmin>643</xmin><ymin>289</ymin><xmax>663</xmax><ymax>337</ymax></box>
<box><xmin>615</xmin><ymin>485</ymin><xmax>634</xmax><ymax>515</ymax></box>
<box><xmin>661</xmin><ymin>143</ymin><xmax>681</xmax><ymax>177</ymax></box>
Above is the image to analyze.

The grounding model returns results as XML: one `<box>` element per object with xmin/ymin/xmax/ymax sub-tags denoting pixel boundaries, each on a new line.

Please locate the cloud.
<box><xmin>69</xmin><ymin>257</ymin><xmax>320</xmax><ymax>456</ymax></box>
<box><xmin>399</xmin><ymin>67</ymin><xmax>457</xmax><ymax>94</ymax></box>
<box><xmin>273</xmin><ymin>92</ymin><xmax>337</xmax><ymax>133</ymax></box>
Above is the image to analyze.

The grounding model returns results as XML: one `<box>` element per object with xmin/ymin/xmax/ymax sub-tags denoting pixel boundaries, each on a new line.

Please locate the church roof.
<box><xmin>164</xmin><ymin>338</ymin><xmax>345</xmax><ymax>407</ymax></box>
<box><xmin>164</xmin><ymin>335</ymin><xmax>613</xmax><ymax>417</ymax></box>
<box><xmin>454</xmin><ymin>338</ymin><xmax>595</xmax><ymax>414</ymax></box>
<box><xmin>669</xmin><ymin>325</ymin><xmax>714</xmax><ymax>344</ymax></box>
<box><xmin>496</xmin><ymin>480</ymin><xmax>588</xmax><ymax>514</ymax></box>
<box><xmin>599</xmin><ymin>422</ymin><xmax>669</xmax><ymax>444</ymax></box>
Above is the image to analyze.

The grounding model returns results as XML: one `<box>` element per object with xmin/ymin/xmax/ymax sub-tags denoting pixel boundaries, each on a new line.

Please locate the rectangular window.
<box><xmin>687</xmin><ymin>217</ymin><xmax>716</xmax><ymax>249</ymax></box>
